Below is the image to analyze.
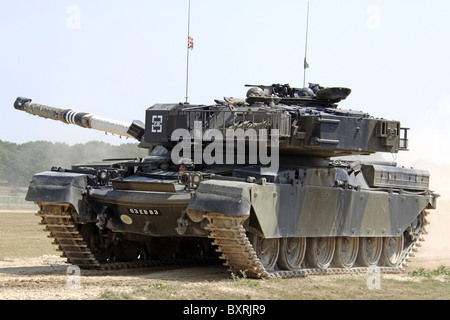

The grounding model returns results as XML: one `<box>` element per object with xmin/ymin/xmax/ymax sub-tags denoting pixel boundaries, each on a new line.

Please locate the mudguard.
<box><xmin>26</xmin><ymin>171</ymin><xmax>90</xmax><ymax>221</ymax></box>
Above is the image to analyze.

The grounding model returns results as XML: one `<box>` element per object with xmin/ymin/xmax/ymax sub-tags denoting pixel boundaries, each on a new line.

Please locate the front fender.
<box><xmin>26</xmin><ymin>171</ymin><xmax>90</xmax><ymax>220</ymax></box>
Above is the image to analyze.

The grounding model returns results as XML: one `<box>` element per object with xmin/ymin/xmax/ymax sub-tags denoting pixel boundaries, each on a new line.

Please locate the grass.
<box><xmin>0</xmin><ymin>211</ymin><xmax>55</xmax><ymax>258</ymax></box>
<box><xmin>409</xmin><ymin>266</ymin><xmax>450</xmax><ymax>277</ymax></box>
<box><xmin>98</xmin><ymin>284</ymin><xmax>171</xmax><ymax>300</ymax></box>
<box><xmin>93</xmin><ymin>271</ymin><xmax>450</xmax><ymax>300</ymax></box>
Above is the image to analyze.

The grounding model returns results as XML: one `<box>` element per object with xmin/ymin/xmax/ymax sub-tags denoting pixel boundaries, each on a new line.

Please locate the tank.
<box><xmin>13</xmin><ymin>83</ymin><xmax>438</xmax><ymax>278</ymax></box>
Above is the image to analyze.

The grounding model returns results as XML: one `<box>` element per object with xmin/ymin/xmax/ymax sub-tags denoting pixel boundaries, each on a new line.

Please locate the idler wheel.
<box><xmin>278</xmin><ymin>237</ymin><xmax>306</xmax><ymax>270</ymax></box>
<box><xmin>406</xmin><ymin>212</ymin><xmax>424</xmax><ymax>241</ymax></box>
<box><xmin>332</xmin><ymin>236</ymin><xmax>359</xmax><ymax>268</ymax></box>
<box><xmin>306</xmin><ymin>237</ymin><xmax>336</xmax><ymax>269</ymax></box>
<box><xmin>380</xmin><ymin>235</ymin><xmax>404</xmax><ymax>267</ymax></box>
<box><xmin>357</xmin><ymin>237</ymin><xmax>383</xmax><ymax>267</ymax></box>
<box><xmin>249</xmin><ymin>233</ymin><xmax>280</xmax><ymax>270</ymax></box>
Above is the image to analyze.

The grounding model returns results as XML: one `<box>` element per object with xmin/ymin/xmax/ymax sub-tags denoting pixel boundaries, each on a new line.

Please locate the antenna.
<box><xmin>185</xmin><ymin>0</ymin><xmax>193</xmax><ymax>104</ymax></box>
<box><xmin>303</xmin><ymin>1</ymin><xmax>310</xmax><ymax>88</ymax></box>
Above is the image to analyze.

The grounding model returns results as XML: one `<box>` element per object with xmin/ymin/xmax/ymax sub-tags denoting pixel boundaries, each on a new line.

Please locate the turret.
<box><xmin>142</xmin><ymin>84</ymin><xmax>409</xmax><ymax>158</ymax></box>
<box><xmin>14</xmin><ymin>97</ymin><xmax>145</xmax><ymax>141</ymax></box>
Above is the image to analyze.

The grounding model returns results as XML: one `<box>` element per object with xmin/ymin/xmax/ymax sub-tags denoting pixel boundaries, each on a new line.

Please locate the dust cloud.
<box><xmin>404</xmin><ymin>160</ymin><xmax>450</xmax><ymax>270</ymax></box>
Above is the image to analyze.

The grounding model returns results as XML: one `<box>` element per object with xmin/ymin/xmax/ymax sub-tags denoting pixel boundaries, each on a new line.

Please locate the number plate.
<box><xmin>127</xmin><ymin>208</ymin><xmax>161</xmax><ymax>216</ymax></box>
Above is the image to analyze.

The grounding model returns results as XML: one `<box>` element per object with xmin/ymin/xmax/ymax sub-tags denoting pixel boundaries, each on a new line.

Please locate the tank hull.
<box><xmin>26</xmin><ymin>160</ymin><xmax>437</xmax><ymax>278</ymax></box>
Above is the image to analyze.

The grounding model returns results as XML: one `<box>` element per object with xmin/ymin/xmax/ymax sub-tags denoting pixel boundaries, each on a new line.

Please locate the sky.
<box><xmin>1</xmin><ymin>0</ymin><xmax>450</xmax><ymax>169</ymax></box>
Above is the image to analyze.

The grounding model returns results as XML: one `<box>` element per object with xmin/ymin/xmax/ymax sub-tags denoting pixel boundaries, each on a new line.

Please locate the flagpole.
<box><xmin>185</xmin><ymin>0</ymin><xmax>191</xmax><ymax>104</ymax></box>
<box><xmin>303</xmin><ymin>1</ymin><xmax>310</xmax><ymax>88</ymax></box>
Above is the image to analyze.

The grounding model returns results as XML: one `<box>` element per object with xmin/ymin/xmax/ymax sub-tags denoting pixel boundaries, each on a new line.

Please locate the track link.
<box><xmin>38</xmin><ymin>203</ymin><xmax>101</xmax><ymax>268</ymax></box>
<box><xmin>205</xmin><ymin>213</ymin><xmax>270</xmax><ymax>278</ymax></box>
<box><xmin>205</xmin><ymin>212</ymin><xmax>428</xmax><ymax>279</ymax></box>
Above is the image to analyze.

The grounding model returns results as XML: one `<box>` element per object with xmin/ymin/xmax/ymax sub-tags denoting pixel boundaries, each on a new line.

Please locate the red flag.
<box><xmin>188</xmin><ymin>36</ymin><xmax>194</xmax><ymax>50</ymax></box>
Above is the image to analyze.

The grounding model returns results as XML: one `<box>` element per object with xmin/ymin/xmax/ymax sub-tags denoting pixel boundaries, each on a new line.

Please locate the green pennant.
<box><xmin>304</xmin><ymin>57</ymin><xmax>310</xmax><ymax>69</ymax></box>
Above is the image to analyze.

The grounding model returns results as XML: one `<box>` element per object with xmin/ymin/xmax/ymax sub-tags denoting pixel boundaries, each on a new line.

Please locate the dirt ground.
<box><xmin>0</xmin><ymin>208</ymin><xmax>449</xmax><ymax>301</ymax></box>
<box><xmin>0</xmin><ymin>253</ymin><xmax>448</xmax><ymax>301</ymax></box>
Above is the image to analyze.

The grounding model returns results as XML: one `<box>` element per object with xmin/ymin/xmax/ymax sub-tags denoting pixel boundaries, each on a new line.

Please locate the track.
<box><xmin>37</xmin><ymin>203</ymin><xmax>428</xmax><ymax>279</ymax></box>
<box><xmin>205</xmin><ymin>212</ymin><xmax>428</xmax><ymax>279</ymax></box>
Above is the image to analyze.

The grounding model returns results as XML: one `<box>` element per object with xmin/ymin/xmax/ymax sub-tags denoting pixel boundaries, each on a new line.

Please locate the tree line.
<box><xmin>0</xmin><ymin>140</ymin><xmax>148</xmax><ymax>186</ymax></box>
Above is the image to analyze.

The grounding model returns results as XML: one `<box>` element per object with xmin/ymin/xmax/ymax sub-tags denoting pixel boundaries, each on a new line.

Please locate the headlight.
<box><xmin>177</xmin><ymin>171</ymin><xmax>204</xmax><ymax>189</ymax></box>
<box><xmin>99</xmin><ymin>170</ymin><xmax>109</xmax><ymax>181</ymax></box>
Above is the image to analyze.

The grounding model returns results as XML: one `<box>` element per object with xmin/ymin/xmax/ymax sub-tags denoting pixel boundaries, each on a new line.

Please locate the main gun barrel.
<box><xmin>14</xmin><ymin>97</ymin><xmax>145</xmax><ymax>141</ymax></box>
